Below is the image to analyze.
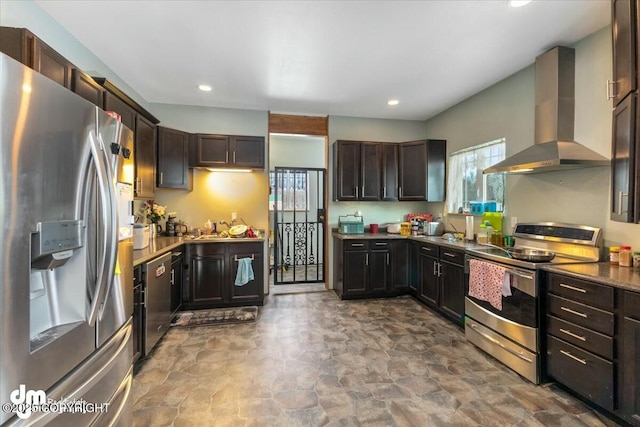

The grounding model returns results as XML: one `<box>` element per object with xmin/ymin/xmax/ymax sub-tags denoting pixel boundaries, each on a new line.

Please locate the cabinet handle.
<box><xmin>437</xmin><ymin>262</ymin><xmax>442</xmax><ymax>277</ymax></box>
<box><xmin>351</xmin><ymin>243</ymin><xmax>364</xmax><ymax>247</ymax></box>
<box><xmin>366</xmin><ymin>254</ymin><xmax>369</xmax><ymax>265</ymax></box>
<box><xmin>442</xmin><ymin>252</ymin><xmax>456</xmax><ymax>258</ymax></box>
<box><xmin>559</xmin><ymin>328</ymin><xmax>586</xmax><ymax>342</ymax></box>
<box><xmin>386</xmin><ymin>253</ymin><xmax>390</xmax><ymax>265</ymax></box>
<box><xmin>559</xmin><ymin>283</ymin><xmax>587</xmax><ymax>293</ymax></box>
<box><xmin>234</xmin><ymin>254</ymin><xmax>255</xmax><ymax>261</ymax></box>
<box><xmin>560</xmin><ymin>349</ymin><xmax>587</xmax><ymax>365</ymax></box>
<box><xmin>374</xmin><ymin>242</ymin><xmax>387</xmax><ymax>246</ymax></box>
<box><xmin>560</xmin><ymin>306</ymin><xmax>588</xmax><ymax>318</ymax></box>
<box><xmin>617</xmin><ymin>190</ymin><xmax>628</xmax><ymax>215</ymax></box>
<box><xmin>421</xmin><ymin>246</ymin><xmax>432</xmax><ymax>252</ymax></box>
<box><xmin>399</xmin><ymin>186</ymin><xmax>402</xmax><ymax>198</ymax></box>
<box><xmin>159</xmin><ymin>172</ymin><xmax>163</xmax><ymax>185</ymax></box>
<box><xmin>170</xmin><ymin>269</ymin><xmax>174</xmax><ymax>285</ymax></box>
<box><xmin>355</xmin><ymin>186</ymin><xmax>358</xmax><ymax>198</ymax></box>
<box><xmin>233</xmin><ymin>151</ymin><xmax>236</xmax><ymax>163</ymax></box>
<box><xmin>433</xmin><ymin>261</ymin><xmax>438</xmax><ymax>276</ymax></box>
<box><xmin>383</xmin><ymin>187</ymin><xmax>387</xmax><ymax>198</ymax></box>
<box><xmin>226</xmin><ymin>151</ymin><xmax>229</xmax><ymax>163</ymax></box>
<box><xmin>606</xmin><ymin>79</ymin><xmax>616</xmax><ymax>100</ymax></box>
<box><xmin>361</xmin><ymin>186</ymin><xmax>364</xmax><ymax>198</ymax></box>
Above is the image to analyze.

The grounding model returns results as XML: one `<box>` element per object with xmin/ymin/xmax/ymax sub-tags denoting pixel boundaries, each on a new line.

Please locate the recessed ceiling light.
<box><xmin>198</xmin><ymin>85</ymin><xmax>212</xmax><ymax>92</ymax></box>
<box><xmin>387</xmin><ymin>99</ymin><xmax>399</xmax><ymax>106</ymax></box>
<box><xmin>509</xmin><ymin>0</ymin><xmax>532</xmax><ymax>7</ymax></box>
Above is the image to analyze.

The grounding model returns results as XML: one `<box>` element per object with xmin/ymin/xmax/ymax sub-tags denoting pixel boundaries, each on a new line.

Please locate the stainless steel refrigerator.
<box><xmin>0</xmin><ymin>53</ymin><xmax>134</xmax><ymax>426</ymax></box>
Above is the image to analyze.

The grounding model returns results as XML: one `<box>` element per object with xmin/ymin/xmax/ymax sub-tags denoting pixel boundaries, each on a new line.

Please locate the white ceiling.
<box><xmin>36</xmin><ymin>0</ymin><xmax>610</xmax><ymax>121</ymax></box>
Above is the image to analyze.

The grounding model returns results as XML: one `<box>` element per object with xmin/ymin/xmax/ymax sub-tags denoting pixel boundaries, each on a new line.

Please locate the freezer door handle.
<box><xmin>86</xmin><ymin>124</ymin><xmax>117</xmax><ymax>326</ymax></box>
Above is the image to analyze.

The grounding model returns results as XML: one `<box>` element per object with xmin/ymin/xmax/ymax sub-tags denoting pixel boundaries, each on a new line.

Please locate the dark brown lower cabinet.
<box><xmin>333</xmin><ymin>238</ymin><xmax>408</xmax><ymax>299</ymax></box>
<box><xmin>186</xmin><ymin>242</ymin><xmax>263</xmax><ymax>309</ymax></box>
<box><xmin>415</xmin><ymin>242</ymin><xmax>465</xmax><ymax>326</ymax></box>
<box><xmin>132</xmin><ymin>266</ymin><xmax>143</xmax><ymax>364</ymax></box>
<box><xmin>622</xmin><ymin>291</ymin><xmax>640</xmax><ymax>426</ymax></box>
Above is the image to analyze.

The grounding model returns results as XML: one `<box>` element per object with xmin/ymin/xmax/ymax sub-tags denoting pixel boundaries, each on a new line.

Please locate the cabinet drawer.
<box><xmin>439</xmin><ymin>248</ymin><xmax>464</xmax><ymax>265</ymax></box>
<box><xmin>547</xmin><ymin>335</ymin><xmax>614</xmax><ymax>411</ymax></box>
<box><xmin>228</xmin><ymin>242</ymin><xmax>263</xmax><ymax>255</ymax></box>
<box><xmin>344</xmin><ymin>240</ymin><xmax>369</xmax><ymax>251</ymax></box>
<box><xmin>548</xmin><ymin>274</ymin><xmax>614</xmax><ymax>310</ymax></box>
<box><xmin>370</xmin><ymin>240</ymin><xmax>390</xmax><ymax>250</ymax></box>
<box><xmin>547</xmin><ymin>294</ymin><xmax>614</xmax><ymax>336</ymax></box>
<box><xmin>418</xmin><ymin>243</ymin><xmax>439</xmax><ymax>257</ymax></box>
<box><xmin>624</xmin><ymin>290</ymin><xmax>640</xmax><ymax>320</ymax></box>
<box><xmin>192</xmin><ymin>243</ymin><xmax>226</xmax><ymax>256</ymax></box>
<box><xmin>547</xmin><ymin>315</ymin><xmax>613</xmax><ymax>360</ymax></box>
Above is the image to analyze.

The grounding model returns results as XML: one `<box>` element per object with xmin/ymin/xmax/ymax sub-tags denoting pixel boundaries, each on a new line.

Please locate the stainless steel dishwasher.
<box><xmin>143</xmin><ymin>252</ymin><xmax>172</xmax><ymax>355</ymax></box>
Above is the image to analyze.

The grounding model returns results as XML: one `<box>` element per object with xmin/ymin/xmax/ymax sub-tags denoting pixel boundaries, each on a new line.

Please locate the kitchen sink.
<box><xmin>194</xmin><ymin>235</ymin><xmax>230</xmax><ymax>240</ymax></box>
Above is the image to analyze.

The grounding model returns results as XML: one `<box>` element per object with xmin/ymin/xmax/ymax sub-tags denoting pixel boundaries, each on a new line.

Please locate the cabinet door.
<box><xmin>611</xmin><ymin>95</ymin><xmax>636</xmax><ymax>222</ymax></box>
<box><xmin>229</xmin><ymin>244</ymin><xmax>264</xmax><ymax>304</ymax></box>
<box><xmin>360</xmin><ymin>142</ymin><xmax>382</xmax><ymax>201</ymax></box>
<box><xmin>232</xmin><ymin>136</ymin><xmax>265</xmax><ymax>169</ymax></box>
<box><xmin>426</xmin><ymin>139</ymin><xmax>446</xmax><ymax>202</ymax></box>
<box><xmin>408</xmin><ymin>241</ymin><xmax>419</xmax><ymax>294</ymax></box>
<box><xmin>190</xmin><ymin>253</ymin><xmax>226</xmax><ymax>306</ymax></box>
<box><xmin>399</xmin><ymin>141</ymin><xmax>427</xmax><ymax>200</ymax></box>
<box><xmin>382</xmin><ymin>143</ymin><xmax>399</xmax><ymax>200</ymax></box>
<box><xmin>388</xmin><ymin>240</ymin><xmax>408</xmax><ymax>292</ymax></box>
<box><xmin>612</xmin><ymin>0</ymin><xmax>637</xmax><ymax>106</ymax></box>
<box><xmin>622</xmin><ymin>291</ymin><xmax>640</xmax><ymax>425</ymax></box>
<box><xmin>32</xmin><ymin>37</ymin><xmax>74</xmax><ymax>89</ymax></box>
<box><xmin>197</xmin><ymin>134</ymin><xmax>229</xmax><ymax>166</ymax></box>
<box><xmin>170</xmin><ymin>259</ymin><xmax>183</xmax><ymax>314</ymax></box>
<box><xmin>343</xmin><ymin>250</ymin><xmax>368</xmax><ymax>295</ymax></box>
<box><xmin>71</xmin><ymin>69</ymin><xmax>104</xmax><ymax>106</ymax></box>
<box><xmin>439</xmin><ymin>261</ymin><xmax>465</xmax><ymax>325</ymax></box>
<box><xmin>335</xmin><ymin>141</ymin><xmax>360</xmax><ymax>201</ymax></box>
<box><xmin>104</xmin><ymin>92</ymin><xmax>136</xmax><ymax>132</ymax></box>
<box><xmin>418</xmin><ymin>254</ymin><xmax>439</xmax><ymax>308</ymax></box>
<box><xmin>369</xmin><ymin>250</ymin><xmax>389</xmax><ymax>294</ymax></box>
<box><xmin>134</xmin><ymin>115</ymin><xmax>157</xmax><ymax>199</ymax></box>
<box><xmin>157</xmin><ymin>127</ymin><xmax>191</xmax><ymax>190</ymax></box>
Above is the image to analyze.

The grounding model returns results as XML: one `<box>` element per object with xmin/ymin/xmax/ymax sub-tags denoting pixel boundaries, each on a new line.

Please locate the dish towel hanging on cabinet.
<box><xmin>468</xmin><ymin>259</ymin><xmax>507</xmax><ymax>310</ymax></box>
<box><xmin>235</xmin><ymin>258</ymin><xmax>254</xmax><ymax>286</ymax></box>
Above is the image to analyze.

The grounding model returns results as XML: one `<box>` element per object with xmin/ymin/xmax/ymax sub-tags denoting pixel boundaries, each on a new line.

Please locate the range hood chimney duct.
<box><xmin>484</xmin><ymin>46</ymin><xmax>609</xmax><ymax>174</ymax></box>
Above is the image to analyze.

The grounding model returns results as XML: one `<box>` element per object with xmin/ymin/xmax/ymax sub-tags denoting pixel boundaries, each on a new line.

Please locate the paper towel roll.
<box><xmin>465</xmin><ymin>216</ymin><xmax>474</xmax><ymax>241</ymax></box>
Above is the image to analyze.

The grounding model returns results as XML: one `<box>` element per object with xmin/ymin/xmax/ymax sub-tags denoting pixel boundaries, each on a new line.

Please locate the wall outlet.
<box><xmin>510</xmin><ymin>217</ymin><xmax>518</xmax><ymax>230</ymax></box>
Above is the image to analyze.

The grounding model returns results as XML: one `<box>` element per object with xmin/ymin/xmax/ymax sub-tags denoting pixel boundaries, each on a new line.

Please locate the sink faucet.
<box><xmin>219</xmin><ymin>219</ymin><xmax>237</xmax><ymax>229</ymax></box>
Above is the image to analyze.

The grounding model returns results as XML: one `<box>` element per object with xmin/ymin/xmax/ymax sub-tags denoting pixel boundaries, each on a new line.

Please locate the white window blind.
<box><xmin>447</xmin><ymin>138</ymin><xmax>506</xmax><ymax>213</ymax></box>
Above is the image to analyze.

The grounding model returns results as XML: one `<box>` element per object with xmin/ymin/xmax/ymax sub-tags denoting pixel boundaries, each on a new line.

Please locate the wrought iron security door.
<box><xmin>271</xmin><ymin>167</ymin><xmax>326</xmax><ymax>284</ymax></box>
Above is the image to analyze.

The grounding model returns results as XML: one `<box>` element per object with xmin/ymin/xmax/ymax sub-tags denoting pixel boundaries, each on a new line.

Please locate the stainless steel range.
<box><xmin>464</xmin><ymin>222</ymin><xmax>602</xmax><ymax>384</ymax></box>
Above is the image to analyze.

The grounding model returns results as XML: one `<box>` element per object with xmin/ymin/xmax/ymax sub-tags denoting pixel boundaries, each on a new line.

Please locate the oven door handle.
<box><xmin>469</xmin><ymin>323</ymin><xmax>534</xmax><ymax>363</ymax></box>
<box><xmin>504</xmin><ymin>269</ymin><xmax>534</xmax><ymax>281</ymax></box>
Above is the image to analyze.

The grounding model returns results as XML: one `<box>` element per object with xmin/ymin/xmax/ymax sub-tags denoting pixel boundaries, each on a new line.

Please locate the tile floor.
<box><xmin>132</xmin><ymin>291</ymin><xmax>620</xmax><ymax>426</ymax></box>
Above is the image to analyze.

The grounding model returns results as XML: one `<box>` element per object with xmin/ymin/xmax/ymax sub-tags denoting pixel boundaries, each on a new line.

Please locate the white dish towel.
<box><xmin>235</xmin><ymin>258</ymin><xmax>255</xmax><ymax>286</ymax></box>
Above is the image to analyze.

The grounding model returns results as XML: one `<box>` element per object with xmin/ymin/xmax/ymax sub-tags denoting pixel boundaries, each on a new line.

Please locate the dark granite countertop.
<box><xmin>543</xmin><ymin>263</ymin><xmax>640</xmax><ymax>293</ymax></box>
<box><xmin>332</xmin><ymin>232</ymin><xmax>483</xmax><ymax>250</ymax></box>
<box><xmin>133</xmin><ymin>236</ymin><xmax>266</xmax><ymax>266</ymax></box>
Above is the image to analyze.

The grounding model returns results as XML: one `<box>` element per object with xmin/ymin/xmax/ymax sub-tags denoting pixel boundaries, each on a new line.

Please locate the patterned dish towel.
<box><xmin>469</xmin><ymin>259</ymin><xmax>507</xmax><ymax>310</ymax></box>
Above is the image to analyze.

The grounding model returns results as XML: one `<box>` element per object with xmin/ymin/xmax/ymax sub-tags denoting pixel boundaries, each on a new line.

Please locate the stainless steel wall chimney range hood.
<box><xmin>484</xmin><ymin>46</ymin><xmax>609</xmax><ymax>174</ymax></box>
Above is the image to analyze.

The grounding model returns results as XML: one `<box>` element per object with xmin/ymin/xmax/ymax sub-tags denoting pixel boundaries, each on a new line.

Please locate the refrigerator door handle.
<box><xmin>86</xmin><ymin>126</ymin><xmax>117</xmax><ymax>326</ymax></box>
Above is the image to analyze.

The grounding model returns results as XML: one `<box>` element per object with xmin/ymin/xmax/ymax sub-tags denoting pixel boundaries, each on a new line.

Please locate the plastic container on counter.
<box><xmin>619</xmin><ymin>245</ymin><xmax>632</xmax><ymax>267</ymax></box>
<box><xmin>609</xmin><ymin>246</ymin><xmax>620</xmax><ymax>265</ymax></box>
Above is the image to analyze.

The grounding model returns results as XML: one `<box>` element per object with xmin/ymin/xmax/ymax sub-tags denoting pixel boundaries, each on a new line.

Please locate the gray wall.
<box><xmin>425</xmin><ymin>27</ymin><xmax>636</xmax><ymax>249</ymax></box>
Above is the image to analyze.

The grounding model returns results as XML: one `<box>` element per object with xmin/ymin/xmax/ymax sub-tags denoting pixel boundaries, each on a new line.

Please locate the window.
<box><xmin>447</xmin><ymin>138</ymin><xmax>506</xmax><ymax>214</ymax></box>
<box><xmin>269</xmin><ymin>170</ymin><xmax>309</xmax><ymax>211</ymax></box>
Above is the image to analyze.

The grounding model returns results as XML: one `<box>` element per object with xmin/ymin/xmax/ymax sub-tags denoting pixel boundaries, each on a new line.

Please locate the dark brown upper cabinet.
<box><xmin>382</xmin><ymin>143</ymin><xmax>399</xmax><ymax>200</ymax></box>
<box><xmin>104</xmin><ymin>91</ymin><xmax>136</xmax><ymax>132</ymax></box>
<box><xmin>134</xmin><ymin>115</ymin><xmax>157</xmax><ymax>199</ymax></box>
<box><xmin>611</xmin><ymin>94</ymin><xmax>636</xmax><ymax>222</ymax></box>
<box><xmin>398</xmin><ymin>139</ymin><xmax>446</xmax><ymax>201</ymax></box>
<box><xmin>191</xmin><ymin>134</ymin><xmax>265</xmax><ymax>170</ymax></box>
<box><xmin>334</xmin><ymin>140</ymin><xmax>382</xmax><ymax>201</ymax></box>
<box><xmin>157</xmin><ymin>126</ymin><xmax>192</xmax><ymax>190</ymax></box>
<box><xmin>611</xmin><ymin>0</ymin><xmax>637</xmax><ymax>106</ymax></box>
<box><xmin>71</xmin><ymin>69</ymin><xmax>104</xmax><ymax>107</ymax></box>
<box><xmin>0</xmin><ymin>27</ymin><xmax>74</xmax><ymax>89</ymax></box>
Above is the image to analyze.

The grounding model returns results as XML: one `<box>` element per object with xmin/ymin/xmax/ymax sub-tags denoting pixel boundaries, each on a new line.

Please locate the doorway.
<box><xmin>271</xmin><ymin>167</ymin><xmax>326</xmax><ymax>285</ymax></box>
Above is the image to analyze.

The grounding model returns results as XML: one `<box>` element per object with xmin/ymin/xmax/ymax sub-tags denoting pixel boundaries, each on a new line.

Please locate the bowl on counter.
<box><xmin>386</xmin><ymin>223</ymin><xmax>402</xmax><ymax>234</ymax></box>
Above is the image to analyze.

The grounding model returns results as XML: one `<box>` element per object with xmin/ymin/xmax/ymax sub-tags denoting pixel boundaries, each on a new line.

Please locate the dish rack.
<box><xmin>338</xmin><ymin>214</ymin><xmax>364</xmax><ymax>235</ymax></box>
